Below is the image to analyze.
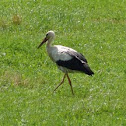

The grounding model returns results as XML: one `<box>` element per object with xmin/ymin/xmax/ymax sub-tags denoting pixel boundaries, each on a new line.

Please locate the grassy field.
<box><xmin>0</xmin><ymin>0</ymin><xmax>126</xmax><ymax>125</ymax></box>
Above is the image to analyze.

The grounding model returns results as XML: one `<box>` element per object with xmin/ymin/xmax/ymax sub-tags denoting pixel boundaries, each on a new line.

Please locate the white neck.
<box><xmin>47</xmin><ymin>37</ymin><xmax>54</xmax><ymax>48</ymax></box>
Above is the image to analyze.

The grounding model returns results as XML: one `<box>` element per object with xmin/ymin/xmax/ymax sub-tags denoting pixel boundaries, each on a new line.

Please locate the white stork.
<box><xmin>38</xmin><ymin>31</ymin><xmax>94</xmax><ymax>95</ymax></box>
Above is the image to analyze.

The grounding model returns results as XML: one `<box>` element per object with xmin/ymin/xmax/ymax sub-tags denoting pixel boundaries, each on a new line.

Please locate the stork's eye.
<box><xmin>46</xmin><ymin>33</ymin><xmax>49</xmax><ymax>37</ymax></box>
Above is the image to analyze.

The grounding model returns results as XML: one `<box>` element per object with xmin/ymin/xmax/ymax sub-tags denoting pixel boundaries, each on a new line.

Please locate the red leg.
<box><xmin>53</xmin><ymin>73</ymin><xmax>66</xmax><ymax>93</ymax></box>
<box><xmin>66</xmin><ymin>74</ymin><xmax>74</xmax><ymax>95</ymax></box>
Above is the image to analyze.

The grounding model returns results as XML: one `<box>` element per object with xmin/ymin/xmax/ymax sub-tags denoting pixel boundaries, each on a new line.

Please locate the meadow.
<box><xmin>0</xmin><ymin>0</ymin><xmax>126</xmax><ymax>125</ymax></box>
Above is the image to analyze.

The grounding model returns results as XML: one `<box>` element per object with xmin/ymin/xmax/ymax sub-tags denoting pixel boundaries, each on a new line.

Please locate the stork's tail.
<box><xmin>83</xmin><ymin>63</ymin><xmax>94</xmax><ymax>76</ymax></box>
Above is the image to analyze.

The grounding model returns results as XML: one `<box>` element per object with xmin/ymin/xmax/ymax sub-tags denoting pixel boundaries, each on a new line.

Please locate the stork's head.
<box><xmin>46</xmin><ymin>31</ymin><xmax>55</xmax><ymax>39</ymax></box>
<box><xmin>38</xmin><ymin>31</ymin><xmax>55</xmax><ymax>48</ymax></box>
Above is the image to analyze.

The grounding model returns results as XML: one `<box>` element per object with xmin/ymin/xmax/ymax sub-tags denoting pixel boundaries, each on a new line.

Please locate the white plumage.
<box><xmin>38</xmin><ymin>31</ymin><xmax>94</xmax><ymax>95</ymax></box>
<box><xmin>47</xmin><ymin>45</ymin><xmax>73</xmax><ymax>62</ymax></box>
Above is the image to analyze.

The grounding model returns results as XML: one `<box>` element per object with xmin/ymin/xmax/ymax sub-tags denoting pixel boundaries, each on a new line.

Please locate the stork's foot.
<box><xmin>53</xmin><ymin>73</ymin><xmax>74</xmax><ymax>95</ymax></box>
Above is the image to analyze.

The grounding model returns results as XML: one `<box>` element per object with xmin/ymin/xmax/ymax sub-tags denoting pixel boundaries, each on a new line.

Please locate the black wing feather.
<box><xmin>56</xmin><ymin>52</ymin><xmax>94</xmax><ymax>75</ymax></box>
<box><xmin>67</xmin><ymin>50</ymin><xmax>88</xmax><ymax>63</ymax></box>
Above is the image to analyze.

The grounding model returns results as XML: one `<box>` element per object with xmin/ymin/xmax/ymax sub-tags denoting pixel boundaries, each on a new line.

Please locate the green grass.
<box><xmin>0</xmin><ymin>0</ymin><xmax>126</xmax><ymax>125</ymax></box>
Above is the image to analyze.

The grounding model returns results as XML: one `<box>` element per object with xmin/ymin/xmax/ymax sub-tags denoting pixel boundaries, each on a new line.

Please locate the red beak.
<box><xmin>38</xmin><ymin>37</ymin><xmax>48</xmax><ymax>49</ymax></box>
